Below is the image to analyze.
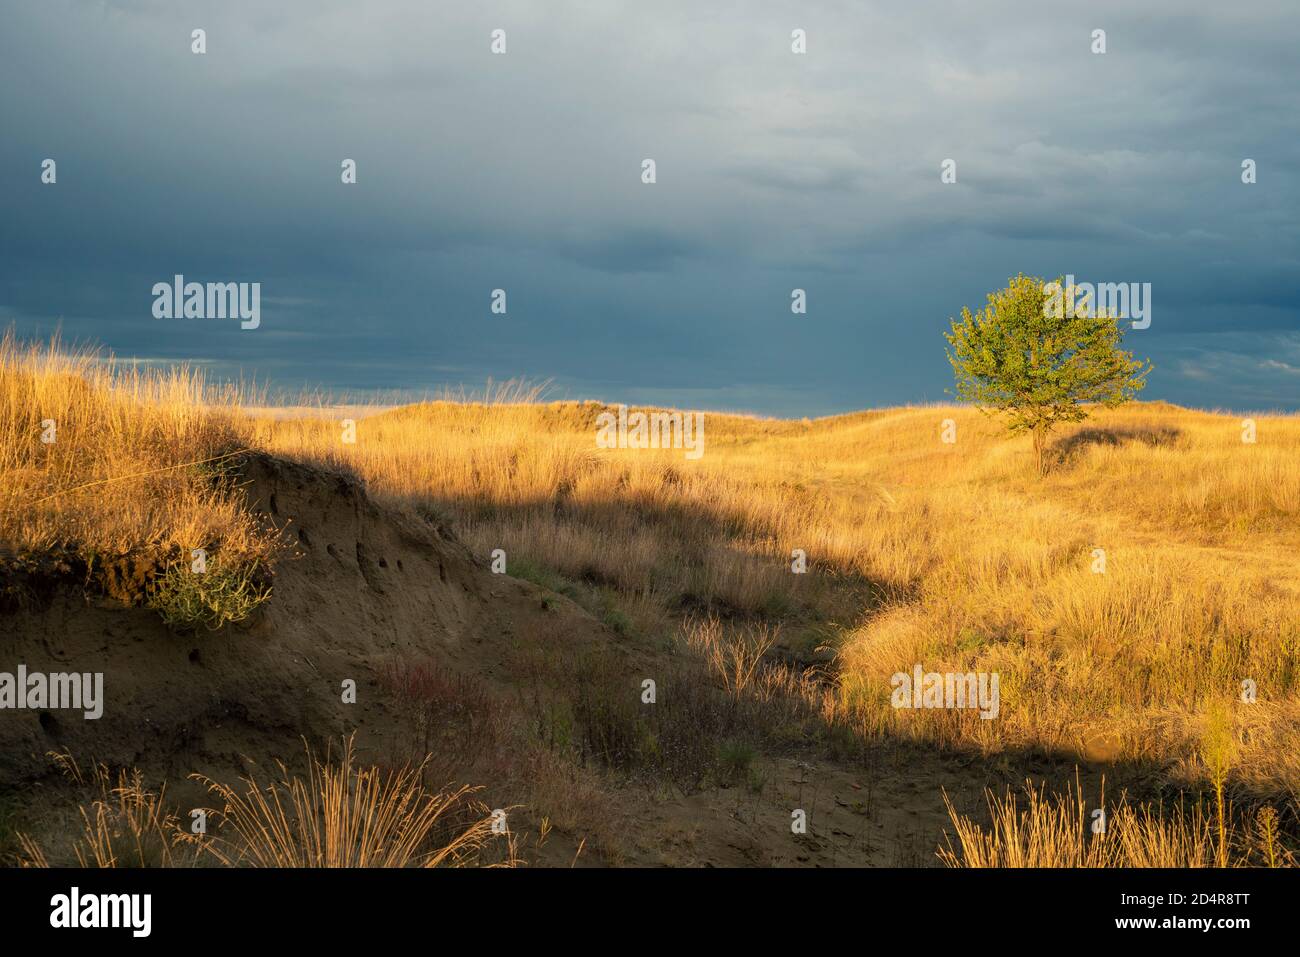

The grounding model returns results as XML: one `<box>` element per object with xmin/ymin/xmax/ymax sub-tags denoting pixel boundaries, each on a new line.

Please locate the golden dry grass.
<box><xmin>252</xmin><ymin>391</ymin><xmax>1300</xmax><ymax>797</ymax></box>
<box><xmin>0</xmin><ymin>330</ymin><xmax>272</xmax><ymax>568</ymax></box>
<box><xmin>940</xmin><ymin>778</ymin><xmax>1297</xmax><ymax>868</ymax></box>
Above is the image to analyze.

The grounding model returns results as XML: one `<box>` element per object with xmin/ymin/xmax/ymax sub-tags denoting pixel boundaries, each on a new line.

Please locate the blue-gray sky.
<box><xmin>3</xmin><ymin>0</ymin><xmax>1298</xmax><ymax>415</ymax></box>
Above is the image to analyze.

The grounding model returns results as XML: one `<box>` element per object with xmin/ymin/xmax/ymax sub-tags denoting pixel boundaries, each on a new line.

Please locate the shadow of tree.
<box><xmin>1052</xmin><ymin>425</ymin><xmax>1182</xmax><ymax>467</ymax></box>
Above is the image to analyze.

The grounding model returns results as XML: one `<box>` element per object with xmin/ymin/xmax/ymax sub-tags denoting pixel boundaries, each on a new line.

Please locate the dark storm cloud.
<box><xmin>1</xmin><ymin>0</ymin><xmax>1297</xmax><ymax>414</ymax></box>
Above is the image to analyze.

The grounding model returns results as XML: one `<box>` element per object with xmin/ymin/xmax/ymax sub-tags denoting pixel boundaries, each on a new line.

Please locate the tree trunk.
<box><xmin>1032</xmin><ymin>426</ymin><xmax>1047</xmax><ymax>476</ymax></box>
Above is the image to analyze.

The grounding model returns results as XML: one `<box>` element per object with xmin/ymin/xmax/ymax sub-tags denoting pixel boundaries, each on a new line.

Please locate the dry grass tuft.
<box><xmin>192</xmin><ymin>736</ymin><xmax>517</xmax><ymax>868</ymax></box>
<box><xmin>16</xmin><ymin>751</ymin><xmax>206</xmax><ymax>868</ymax></box>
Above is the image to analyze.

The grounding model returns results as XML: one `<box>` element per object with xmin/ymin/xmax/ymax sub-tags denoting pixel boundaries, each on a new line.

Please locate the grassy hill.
<box><xmin>256</xmin><ymin>390</ymin><xmax>1300</xmax><ymax>788</ymax></box>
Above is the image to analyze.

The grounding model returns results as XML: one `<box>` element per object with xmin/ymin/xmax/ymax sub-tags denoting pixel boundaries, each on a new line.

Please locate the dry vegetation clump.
<box><xmin>379</xmin><ymin>659</ymin><xmax>511</xmax><ymax>783</ymax></box>
<box><xmin>377</xmin><ymin>654</ymin><xmax>627</xmax><ymax>862</ymax></box>
<box><xmin>193</xmin><ymin>736</ymin><xmax>517</xmax><ymax>868</ymax></box>
<box><xmin>507</xmin><ymin>615</ymin><xmax>863</xmax><ymax>798</ymax></box>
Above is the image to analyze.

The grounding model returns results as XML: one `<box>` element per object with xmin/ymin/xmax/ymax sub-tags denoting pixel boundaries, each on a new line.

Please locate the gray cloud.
<box><xmin>1</xmin><ymin>0</ymin><xmax>1297</xmax><ymax>414</ymax></box>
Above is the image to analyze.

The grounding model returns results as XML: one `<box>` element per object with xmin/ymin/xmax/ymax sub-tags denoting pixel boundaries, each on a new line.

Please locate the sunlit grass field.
<box><xmin>256</xmin><ymin>383</ymin><xmax>1300</xmax><ymax>797</ymax></box>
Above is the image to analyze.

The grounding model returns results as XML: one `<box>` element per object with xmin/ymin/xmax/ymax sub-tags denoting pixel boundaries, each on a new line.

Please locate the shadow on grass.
<box><xmin>1052</xmin><ymin>425</ymin><xmax>1182</xmax><ymax>468</ymax></box>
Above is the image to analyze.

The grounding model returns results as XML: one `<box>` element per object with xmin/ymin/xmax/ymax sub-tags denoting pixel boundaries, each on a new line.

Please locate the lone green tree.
<box><xmin>945</xmin><ymin>274</ymin><xmax>1152</xmax><ymax>475</ymax></box>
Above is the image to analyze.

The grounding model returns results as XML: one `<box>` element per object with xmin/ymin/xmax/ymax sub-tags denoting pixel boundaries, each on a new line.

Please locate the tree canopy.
<box><xmin>945</xmin><ymin>274</ymin><xmax>1152</xmax><ymax>474</ymax></box>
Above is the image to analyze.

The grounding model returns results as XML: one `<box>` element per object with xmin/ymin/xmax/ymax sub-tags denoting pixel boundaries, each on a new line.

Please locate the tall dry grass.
<box><xmin>940</xmin><ymin>778</ymin><xmax>1297</xmax><ymax>868</ymax></box>
<box><xmin>0</xmin><ymin>330</ymin><xmax>272</xmax><ymax>568</ymax></box>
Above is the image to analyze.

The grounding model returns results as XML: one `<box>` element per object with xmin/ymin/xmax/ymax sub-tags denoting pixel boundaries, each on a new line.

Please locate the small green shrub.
<box><xmin>147</xmin><ymin>558</ymin><xmax>270</xmax><ymax>630</ymax></box>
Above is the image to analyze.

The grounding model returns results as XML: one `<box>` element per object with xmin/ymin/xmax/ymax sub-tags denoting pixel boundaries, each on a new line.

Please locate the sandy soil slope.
<box><xmin>1</xmin><ymin>453</ymin><xmax>551</xmax><ymax>779</ymax></box>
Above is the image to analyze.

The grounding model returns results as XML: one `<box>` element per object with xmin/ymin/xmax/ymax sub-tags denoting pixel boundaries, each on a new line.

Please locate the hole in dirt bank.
<box><xmin>189</xmin><ymin>648</ymin><xmax>201</xmax><ymax>664</ymax></box>
<box><xmin>269</xmin><ymin>493</ymin><xmax>279</xmax><ymax>516</ymax></box>
<box><xmin>297</xmin><ymin>527</ymin><xmax>312</xmax><ymax>548</ymax></box>
<box><xmin>355</xmin><ymin>542</ymin><xmax>385</xmax><ymax>593</ymax></box>
<box><xmin>38</xmin><ymin>711</ymin><xmax>60</xmax><ymax>737</ymax></box>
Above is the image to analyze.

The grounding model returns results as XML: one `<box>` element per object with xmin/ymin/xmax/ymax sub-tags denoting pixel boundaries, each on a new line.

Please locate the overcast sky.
<box><xmin>2</xmin><ymin>0</ymin><xmax>1298</xmax><ymax>415</ymax></box>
